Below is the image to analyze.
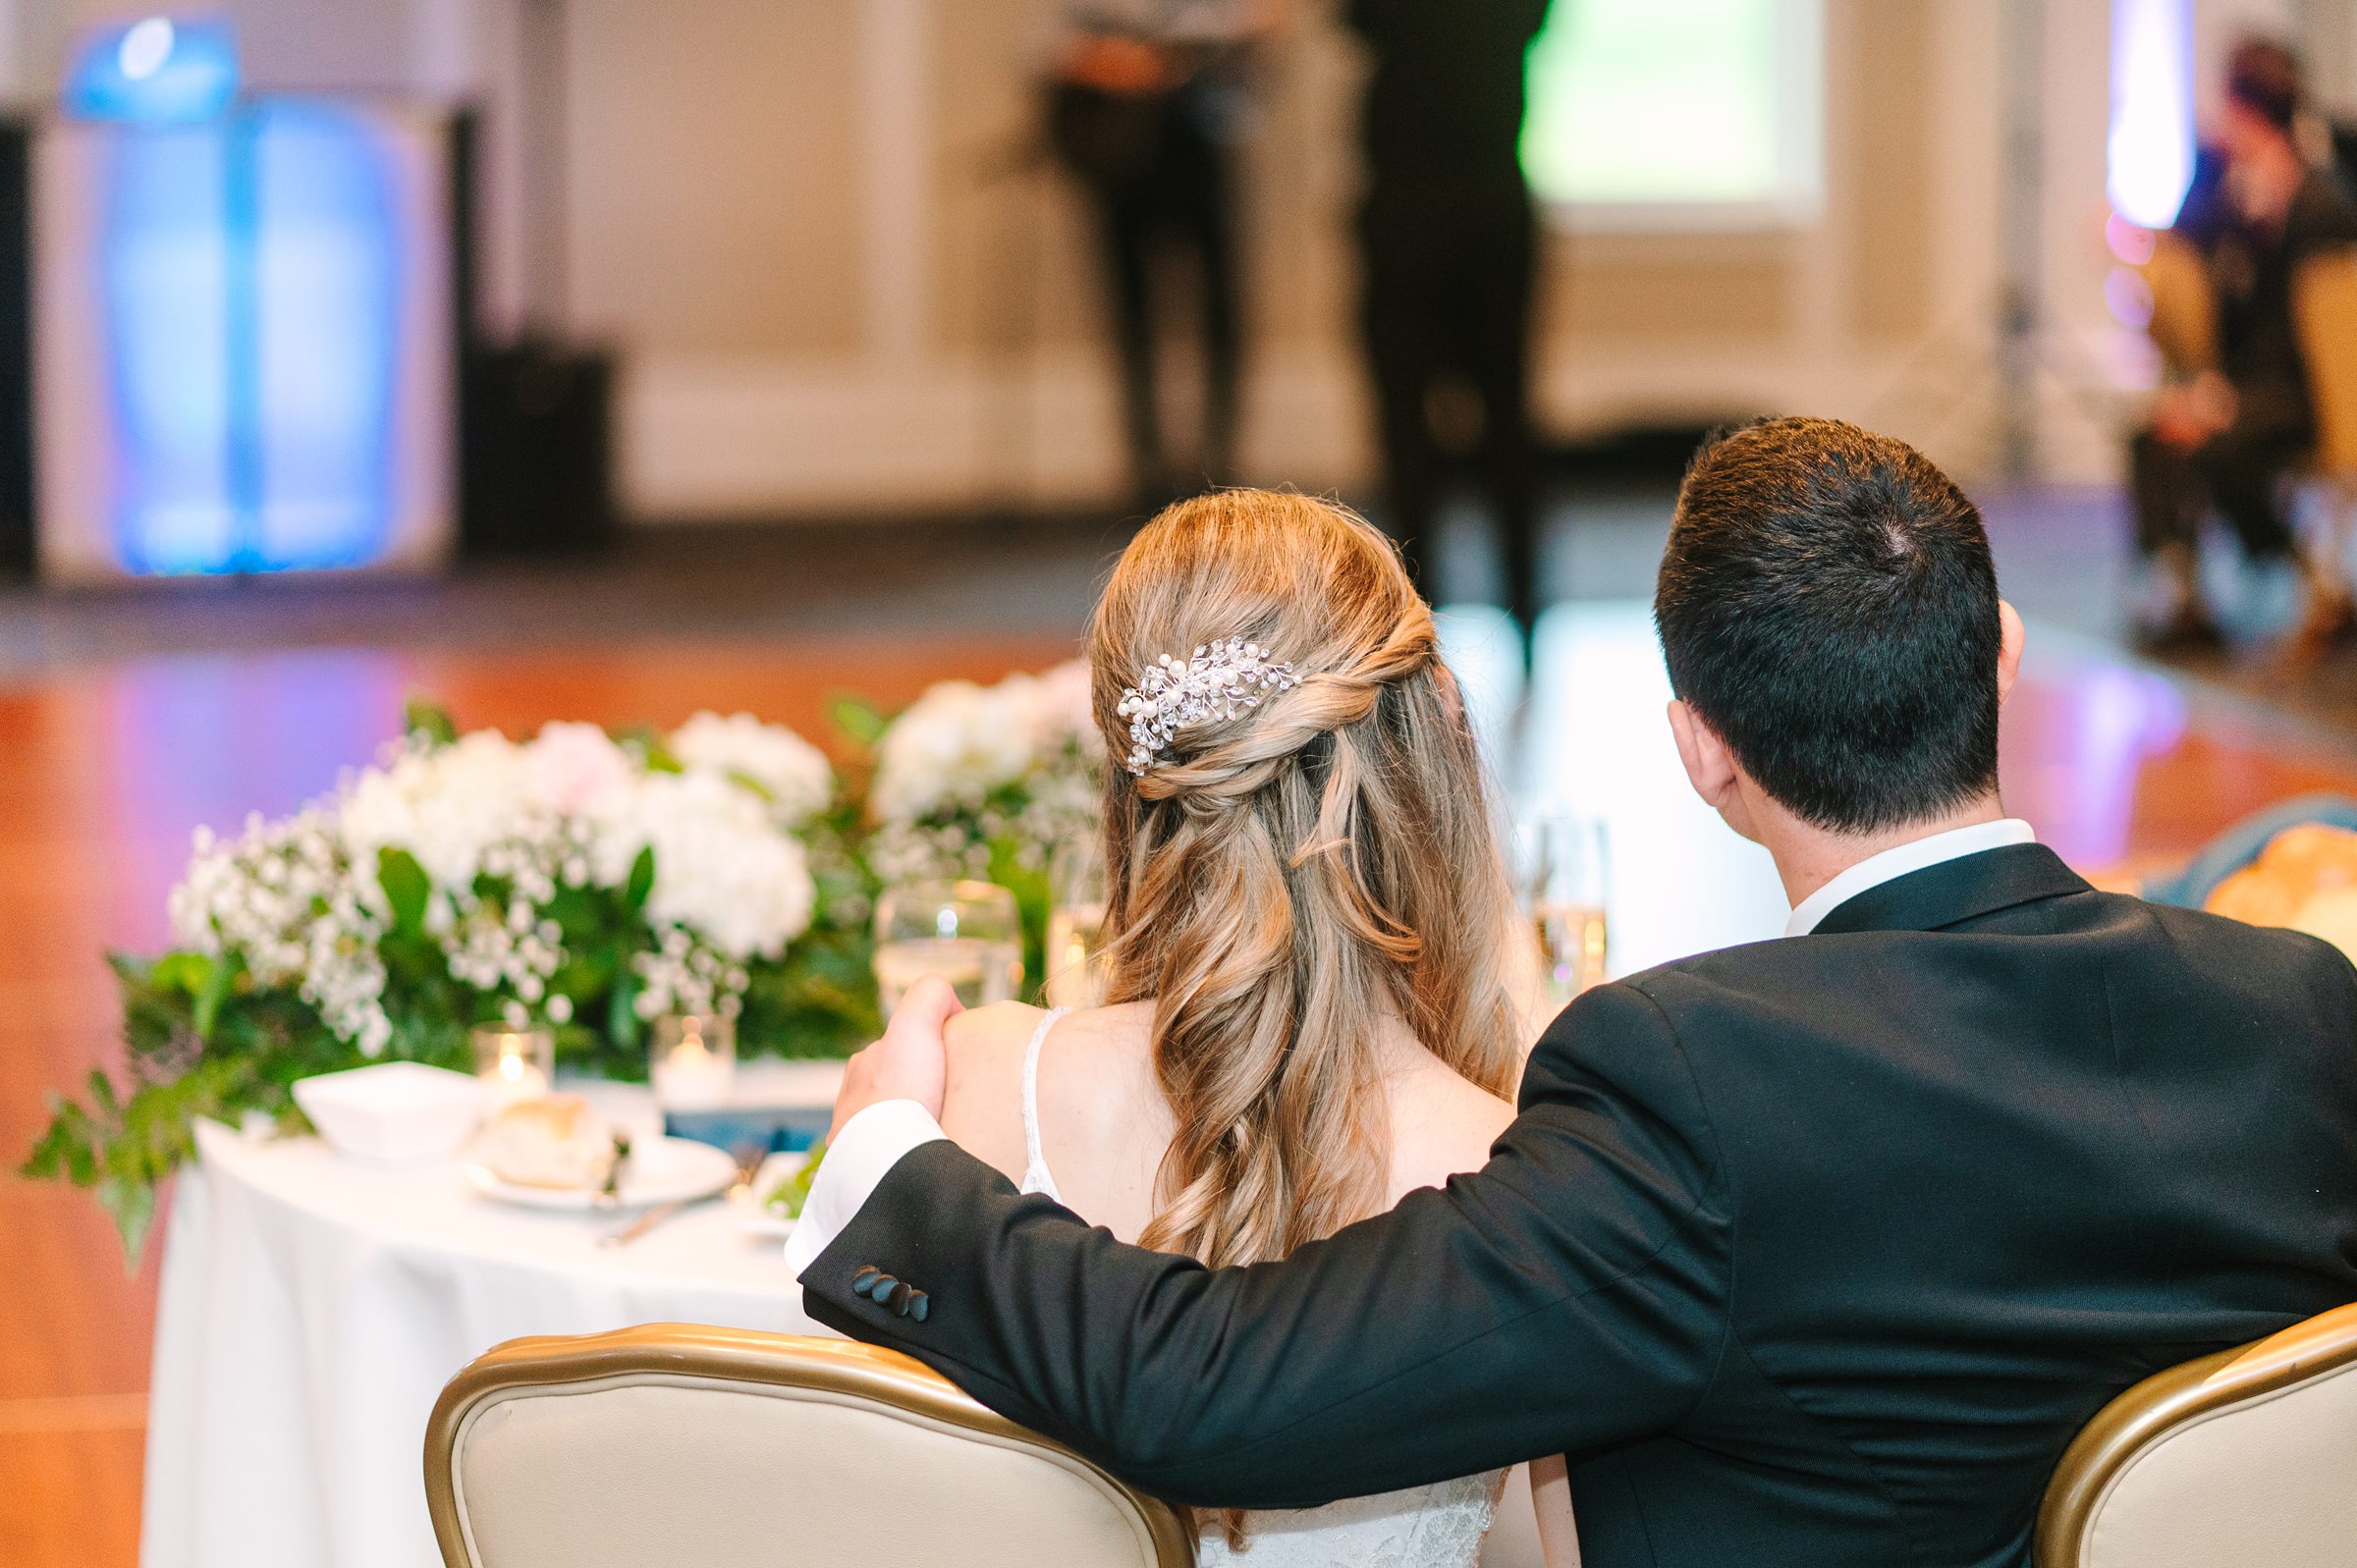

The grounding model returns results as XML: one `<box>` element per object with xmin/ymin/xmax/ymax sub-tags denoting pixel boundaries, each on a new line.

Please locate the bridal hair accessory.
<box><xmin>1118</xmin><ymin>637</ymin><xmax>1299</xmax><ymax>776</ymax></box>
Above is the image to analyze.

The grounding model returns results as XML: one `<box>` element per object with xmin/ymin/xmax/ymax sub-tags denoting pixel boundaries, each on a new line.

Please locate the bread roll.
<box><xmin>473</xmin><ymin>1095</ymin><xmax>616</xmax><ymax>1190</ymax></box>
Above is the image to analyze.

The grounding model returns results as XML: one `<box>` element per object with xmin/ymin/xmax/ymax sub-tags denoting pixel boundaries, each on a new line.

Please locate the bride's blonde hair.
<box><xmin>1091</xmin><ymin>490</ymin><xmax>1523</xmax><ymax>1278</ymax></box>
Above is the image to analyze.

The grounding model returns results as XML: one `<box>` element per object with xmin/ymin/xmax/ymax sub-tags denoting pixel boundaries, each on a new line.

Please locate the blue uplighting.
<box><xmin>249</xmin><ymin>102</ymin><xmax>402</xmax><ymax>571</ymax></box>
<box><xmin>101</xmin><ymin>126</ymin><xmax>236</xmax><ymax>574</ymax></box>
<box><xmin>77</xmin><ymin>22</ymin><xmax>407</xmax><ymax>576</ymax></box>
<box><xmin>64</xmin><ymin>17</ymin><xmax>240</xmax><ymax>126</ymax></box>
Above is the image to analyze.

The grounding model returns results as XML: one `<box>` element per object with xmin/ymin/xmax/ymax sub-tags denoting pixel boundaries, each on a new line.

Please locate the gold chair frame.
<box><xmin>2034</xmin><ymin>1301</ymin><xmax>2357</xmax><ymax>1568</ymax></box>
<box><xmin>424</xmin><ymin>1323</ymin><xmax>1196</xmax><ymax>1568</ymax></box>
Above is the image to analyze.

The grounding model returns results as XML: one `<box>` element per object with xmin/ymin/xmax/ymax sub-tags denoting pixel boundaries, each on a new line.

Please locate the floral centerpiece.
<box><xmin>24</xmin><ymin>701</ymin><xmax>878</xmax><ymax>1260</ymax></box>
<box><xmin>862</xmin><ymin>661</ymin><xmax>1106</xmax><ymax>979</ymax></box>
<box><xmin>25</xmin><ymin>663</ymin><xmax>1106</xmax><ymax>1264</ymax></box>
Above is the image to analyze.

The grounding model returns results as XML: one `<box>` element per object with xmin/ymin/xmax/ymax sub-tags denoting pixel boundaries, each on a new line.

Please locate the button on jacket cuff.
<box><xmin>783</xmin><ymin>1099</ymin><xmax>949</xmax><ymax>1279</ymax></box>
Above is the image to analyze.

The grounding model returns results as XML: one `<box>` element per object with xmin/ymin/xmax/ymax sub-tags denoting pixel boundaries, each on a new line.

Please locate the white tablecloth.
<box><xmin>140</xmin><ymin>1072</ymin><xmax>835</xmax><ymax>1568</ymax></box>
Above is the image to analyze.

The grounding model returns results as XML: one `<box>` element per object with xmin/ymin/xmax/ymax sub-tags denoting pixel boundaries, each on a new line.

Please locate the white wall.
<box><xmin>8</xmin><ymin>0</ymin><xmax>2354</xmax><ymax>518</ymax></box>
<box><xmin>546</xmin><ymin>0</ymin><xmax>2093</xmax><ymax>518</ymax></box>
<box><xmin>537</xmin><ymin>0</ymin><xmax>2141</xmax><ymax>519</ymax></box>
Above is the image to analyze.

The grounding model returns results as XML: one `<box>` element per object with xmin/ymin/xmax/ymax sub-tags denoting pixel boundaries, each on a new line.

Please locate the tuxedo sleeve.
<box><xmin>798</xmin><ymin>980</ymin><xmax>1730</xmax><ymax>1508</ymax></box>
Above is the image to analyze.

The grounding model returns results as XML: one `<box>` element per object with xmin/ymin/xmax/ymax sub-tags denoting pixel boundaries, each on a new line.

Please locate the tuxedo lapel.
<box><xmin>1809</xmin><ymin>843</ymin><xmax>2092</xmax><ymax>937</ymax></box>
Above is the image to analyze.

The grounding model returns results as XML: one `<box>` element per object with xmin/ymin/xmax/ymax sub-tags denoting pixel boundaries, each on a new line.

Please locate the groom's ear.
<box><xmin>1996</xmin><ymin>600</ymin><xmax>2026</xmax><ymax>706</ymax></box>
<box><xmin>1667</xmin><ymin>699</ymin><xmax>1740</xmax><ymax>816</ymax></box>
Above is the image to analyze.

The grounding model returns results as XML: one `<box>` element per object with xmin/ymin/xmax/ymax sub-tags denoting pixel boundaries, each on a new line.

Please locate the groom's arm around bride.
<box><xmin>795</xmin><ymin>419</ymin><xmax>2357</xmax><ymax>1568</ymax></box>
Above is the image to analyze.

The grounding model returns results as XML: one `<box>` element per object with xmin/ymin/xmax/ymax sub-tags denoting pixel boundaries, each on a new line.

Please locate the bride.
<box><xmin>932</xmin><ymin>490</ymin><xmax>1578</xmax><ymax>1566</ymax></box>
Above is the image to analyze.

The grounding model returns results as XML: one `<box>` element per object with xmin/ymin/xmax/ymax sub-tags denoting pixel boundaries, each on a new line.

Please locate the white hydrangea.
<box><xmin>522</xmin><ymin>721</ymin><xmax>636</xmax><ymax>816</ymax></box>
<box><xmin>632</xmin><ymin>768</ymin><xmax>817</xmax><ymax>961</ymax></box>
<box><xmin>865</xmin><ymin>661</ymin><xmax>1107</xmax><ymax>884</ymax></box>
<box><xmin>1027</xmin><ymin>659</ymin><xmax>1104</xmax><ymax>760</ymax></box>
<box><xmin>341</xmin><ymin>730</ymin><xmax>541</xmax><ymax>896</ymax></box>
<box><xmin>669</xmin><ymin>711</ymin><xmax>834</xmax><ymax>826</ymax></box>
<box><xmin>872</xmin><ymin>673</ymin><xmax>1055</xmax><ymax>823</ymax></box>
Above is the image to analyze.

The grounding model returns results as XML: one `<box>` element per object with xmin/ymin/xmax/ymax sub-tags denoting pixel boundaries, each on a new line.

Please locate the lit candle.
<box><xmin>470</xmin><ymin>1024</ymin><xmax>555</xmax><ymax>1109</ymax></box>
<box><xmin>489</xmin><ymin>1051</ymin><xmax>551</xmax><ymax>1107</ymax></box>
<box><xmin>650</xmin><ymin>1015</ymin><xmax>737</xmax><ymax>1109</ymax></box>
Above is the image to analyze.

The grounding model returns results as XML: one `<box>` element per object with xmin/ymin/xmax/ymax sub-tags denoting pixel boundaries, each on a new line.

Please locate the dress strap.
<box><xmin>1019</xmin><ymin>1007</ymin><xmax>1072</xmax><ymax>1202</ymax></box>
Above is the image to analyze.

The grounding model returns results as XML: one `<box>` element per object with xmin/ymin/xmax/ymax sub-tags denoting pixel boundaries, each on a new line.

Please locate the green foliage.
<box><xmin>826</xmin><ymin>693</ymin><xmax>891</xmax><ymax>749</ymax></box>
<box><xmin>404</xmin><ymin>695</ymin><xmax>459</xmax><ymax>746</ymax></box>
<box><xmin>761</xmin><ymin>1138</ymin><xmax>827</xmax><ymax>1218</ymax></box>
<box><xmin>617</xmin><ymin>726</ymin><xmax>683</xmax><ymax>774</ymax></box>
<box><xmin>378</xmin><ymin>847</ymin><xmax>431</xmax><ymax>938</ymax></box>
<box><xmin>22</xmin><ymin>957</ymin><xmax>330</xmax><ymax>1268</ymax></box>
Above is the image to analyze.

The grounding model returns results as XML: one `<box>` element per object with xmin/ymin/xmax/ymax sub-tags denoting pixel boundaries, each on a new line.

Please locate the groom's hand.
<box><xmin>829</xmin><ymin>975</ymin><xmax>962</xmax><ymax>1141</ymax></box>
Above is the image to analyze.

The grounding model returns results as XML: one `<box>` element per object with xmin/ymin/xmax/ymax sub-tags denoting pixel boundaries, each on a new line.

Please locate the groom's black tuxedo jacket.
<box><xmin>804</xmin><ymin>846</ymin><xmax>2357</xmax><ymax>1567</ymax></box>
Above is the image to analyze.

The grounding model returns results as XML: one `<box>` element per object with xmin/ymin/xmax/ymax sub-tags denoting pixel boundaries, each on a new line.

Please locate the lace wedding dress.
<box><xmin>1015</xmin><ymin>1010</ymin><xmax>1506</xmax><ymax>1568</ymax></box>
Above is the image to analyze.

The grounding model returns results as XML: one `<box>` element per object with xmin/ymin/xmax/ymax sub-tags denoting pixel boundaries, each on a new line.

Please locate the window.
<box><xmin>1520</xmin><ymin>0</ymin><xmax>1825</xmax><ymax>230</ymax></box>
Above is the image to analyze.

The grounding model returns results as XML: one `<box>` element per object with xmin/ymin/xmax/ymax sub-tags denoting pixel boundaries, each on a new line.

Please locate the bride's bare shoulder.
<box><xmin>942</xmin><ymin>1000</ymin><xmax>1046</xmax><ymax>1064</ymax></box>
<box><xmin>937</xmin><ymin>1001</ymin><xmax>1052</xmax><ymax>1179</ymax></box>
<box><xmin>1384</xmin><ymin>1049</ymin><xmax>1517</xmax><ymax>1202</ymax></box>
<box><xmin>1030</xmin><ymin>1001</ymin><xmax>1163</xmax><ymax>1139</ymax></box>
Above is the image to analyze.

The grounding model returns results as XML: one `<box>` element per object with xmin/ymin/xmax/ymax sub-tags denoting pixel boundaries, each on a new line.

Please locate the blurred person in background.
<box><xmin>2130</xmin><ymin>37</ymin><xmax>2357</xmax><ymax>656</ymax></box>
<box><xmin>1346</xmin><ymin>0</ymin><xmax>1554</xmax><ymax>658</ymax></box>
<box><xmin>1046</xmin><ymin>1</ymin><xmax>1280</xmax><ymax>510</ymax></box>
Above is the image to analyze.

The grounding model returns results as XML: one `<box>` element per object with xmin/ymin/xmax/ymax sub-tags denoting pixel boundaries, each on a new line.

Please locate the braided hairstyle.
<box><xmin>1091</xmin><ymin>490</ymin><xmax>1523</xmax><ymax>1278</ymax></box>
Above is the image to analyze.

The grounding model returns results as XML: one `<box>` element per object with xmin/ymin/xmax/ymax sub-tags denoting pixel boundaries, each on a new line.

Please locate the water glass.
<box><xmin>648</xmin><ymin>1013</ymin><xmax>737</xmax><ymax>1109</ymax></box>
<box><xmin>1517</xmin><ymin>814</ymin><xmax>1612</xmax><ymax>1006</ymax></box>
<box><xmin>1045</xmin><ymin>837</ymin><xmax>1111</xmax><ymax>1010</ymax></box>
<box><xmin>873</xmin><ymin>879</ymin><xmax>1024</xmax><ymax>1016</ymax></box>
<box><xmin>470</xmin><ymin>1023</ymin><xmax>554</xmax><ymax>1108</ymax></box>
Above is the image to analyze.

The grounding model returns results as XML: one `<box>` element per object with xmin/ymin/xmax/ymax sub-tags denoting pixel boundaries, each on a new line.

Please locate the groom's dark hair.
<box><xmin>1655</xmin><ymin>416</ymin><xmax>2002</xmax><ymax>834</ymax></box>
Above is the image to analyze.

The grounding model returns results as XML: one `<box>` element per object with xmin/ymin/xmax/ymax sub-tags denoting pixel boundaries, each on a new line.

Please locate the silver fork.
<box><xmin>596</xmin><ymin>1142</ymin><xmax>766</xmax><ymax>1248</ymax></box>
<box><xmin>726</xmin><ymin>1140</ymin><xmax>769</xmax><ymax>1201</ymax></box>
<box><xmin>591</xmin><ymin>1133</ymin><xmax>631</xmax><ymax>1212</ymax></box>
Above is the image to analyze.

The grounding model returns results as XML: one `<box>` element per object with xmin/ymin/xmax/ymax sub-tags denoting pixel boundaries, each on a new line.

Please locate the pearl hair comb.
<box><xmin>1117</xmin><ymin>637</ymin><xmax>1299</xmax><ymax>776</ymax></box>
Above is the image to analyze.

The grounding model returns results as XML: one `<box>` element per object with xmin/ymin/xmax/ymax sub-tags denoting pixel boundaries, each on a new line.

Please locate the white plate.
<box><xmin>468</xmin><ymin>1135</ymin><xmax>738</xmax><ymax>1212</ymax></box>
<box><xmin>735</xmin><ymin>1150</ymin><xmax>812</xmax><ymax>1238</ymax></box>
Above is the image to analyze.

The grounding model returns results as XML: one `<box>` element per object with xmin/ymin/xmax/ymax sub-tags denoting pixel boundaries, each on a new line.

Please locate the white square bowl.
<box><xmin>293</xmin><ymin>1062</ymin><xmax>489</xmax><ymax>1164</ymax></box>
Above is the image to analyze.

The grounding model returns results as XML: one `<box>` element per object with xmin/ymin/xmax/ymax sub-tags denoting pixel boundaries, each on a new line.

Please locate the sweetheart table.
<box><xmin>137</xmin><ymin>1060</ymin><xmax>1554</xmax><ymax>1568</ymax></box>
<box><xmin>139</xmin><ymin>1070</ymin><xmax>839</xmax><ymax>1568</ymax></box>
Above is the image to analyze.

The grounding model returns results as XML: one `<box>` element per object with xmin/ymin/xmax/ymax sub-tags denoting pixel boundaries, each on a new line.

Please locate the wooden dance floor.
<box><xmin>6</xmin><ymin>606</ymin><xmax>2357</xmax><ymax>1565</ymax></box>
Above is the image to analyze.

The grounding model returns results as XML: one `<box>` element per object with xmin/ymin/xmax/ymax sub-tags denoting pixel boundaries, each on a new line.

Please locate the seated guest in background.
<box><xmin>795</xmin><ymin>417</ymin><xmax>2357</xmax><ymax>1568</ymax></box>
<box><xmin>2132</xmin><ymin>37</ymin><xmax>2357</xmax><ymax>653</ymax></box>
<box><xmin>800</xmin><ymin>489</ymin><xmax>1572</xmax><ymax>1566</ymax></box>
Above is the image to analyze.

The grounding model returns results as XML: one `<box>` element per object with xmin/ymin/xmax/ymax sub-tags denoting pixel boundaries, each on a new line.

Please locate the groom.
<box><xmin>789</xmin><ymin>418</ymin><xmax>2357</xmax><ymax>1566</ymax></box>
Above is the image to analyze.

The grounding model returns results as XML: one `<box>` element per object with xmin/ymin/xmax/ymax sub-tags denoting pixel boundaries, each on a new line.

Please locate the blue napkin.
<box><xmin>661</xmin><ymin>1105</ymin><xmax>830</xmax><ymax>1155</ymax></box>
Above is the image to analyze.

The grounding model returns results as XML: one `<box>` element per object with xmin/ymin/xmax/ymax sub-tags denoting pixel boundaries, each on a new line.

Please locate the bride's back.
<box><xmin>933</xmin><ymin>490</ymin><xmax>1530</xmax><ymax>1564</ymax></box>
<box><xmin>940</xmin><ymin>999</ymin><xmax>1514</xmax><ymax>1247</ymax></box>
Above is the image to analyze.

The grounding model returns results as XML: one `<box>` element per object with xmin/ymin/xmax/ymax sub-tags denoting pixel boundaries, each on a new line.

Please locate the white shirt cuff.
<box><xmin>782</xmin><ymin>1100</ymin><xmax>947</xmax><ymax>1277</ymax></box>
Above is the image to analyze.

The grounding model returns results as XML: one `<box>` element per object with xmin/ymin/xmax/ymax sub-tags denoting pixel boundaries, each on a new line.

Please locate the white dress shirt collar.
<box><xmin>1783</xmin><ymin>819</ymin><xmax>2037</xmax><ymax>938</ymax></box>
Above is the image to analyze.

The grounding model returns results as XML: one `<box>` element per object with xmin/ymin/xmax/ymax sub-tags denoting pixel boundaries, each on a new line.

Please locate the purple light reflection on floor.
<box><xmin>95</xmin><ymin>649</ymin><xmax>415</xmax><ymax>949</ymax></box>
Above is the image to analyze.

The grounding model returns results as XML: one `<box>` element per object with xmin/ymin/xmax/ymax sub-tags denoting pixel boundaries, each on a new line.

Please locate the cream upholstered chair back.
<box><xmin>2035</xmin><ymin>1302</ymin><xmax>2357</xmax><ymax>1568</ymax></box>
<box><xmin>426</xmin><ymin>1324</ymin><xmax>1194</xmax><ymax>1568</ymax></box>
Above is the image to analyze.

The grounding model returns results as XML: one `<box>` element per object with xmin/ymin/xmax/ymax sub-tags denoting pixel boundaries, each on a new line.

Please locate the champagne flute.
<box><xmin>873</xmin><ymin>880</ymin><xmax>1024</xmax><ymax>1016</ymax></box>
<box><xmin>1045</xmin><ymin>837</ymin><xmax>1111</xmax><ymax>1010</ymax></box>
<box><xmin>1518</xmin><ymin>814</ymin><xmax>1612</xmax><ymax>1007</ymax></box>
